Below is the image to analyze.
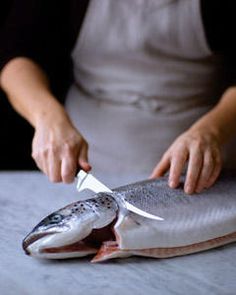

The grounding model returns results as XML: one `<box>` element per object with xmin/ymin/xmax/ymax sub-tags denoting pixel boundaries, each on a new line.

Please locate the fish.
<box><xmin>22</xmin><ymin>172</ymin><xmax>236</xmax><ymax>262</ymax></box>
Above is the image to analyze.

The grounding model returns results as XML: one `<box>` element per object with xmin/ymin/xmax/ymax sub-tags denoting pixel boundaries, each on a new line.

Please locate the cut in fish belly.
<box><xmin>92</xmin><ymin>231</ymin><xmax>236</xmax><ymax>262</ymax></box>
<box><xmin>23</xmin><ymin>171</ymin><xmax>236</xmax><ymax>262</ymax></box>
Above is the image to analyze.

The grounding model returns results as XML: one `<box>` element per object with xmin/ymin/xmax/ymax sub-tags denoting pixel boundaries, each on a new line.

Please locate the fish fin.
<box><xmin>91</xmin><ymin>242</ymin><xmax>131</xmax><ymax>263</ymax></box>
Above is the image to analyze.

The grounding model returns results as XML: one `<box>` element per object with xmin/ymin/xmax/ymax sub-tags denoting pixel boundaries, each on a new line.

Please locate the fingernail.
<box><xmin>195</xmin><ymin>187</ymin><xmax>202</xmax><ymax>193</ymax></box>
<box><xmin>81</xmin><ymin>162</ymin><xmax>91</xmax><ymax>170</ymax></box>
<box><xmin>185</xmin><ymin>186</ymin><xmax>193</xmax><ymax>194</ymax></box>
<box><xmin>169</xmin><ymin>180</ymin><xmax>176</xmax><ymax>188</ymax></box>
<box><xmin>86</xmin><ymin>165</ymin><xmax>92</xmax><ymax>172</ymax></box>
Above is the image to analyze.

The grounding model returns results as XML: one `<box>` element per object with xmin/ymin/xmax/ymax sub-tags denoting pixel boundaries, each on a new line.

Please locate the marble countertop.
<box><xmin>0</xmin><ymin>172</ymin><xmax>235</xmax><ymax>295</ymax></box>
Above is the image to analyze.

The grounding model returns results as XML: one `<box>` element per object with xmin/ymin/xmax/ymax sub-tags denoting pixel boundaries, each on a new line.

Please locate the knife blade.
<box><xmin>76</xmin><ymin>170</ymin><xmax>164</xmax><ymax>221</ymax></box>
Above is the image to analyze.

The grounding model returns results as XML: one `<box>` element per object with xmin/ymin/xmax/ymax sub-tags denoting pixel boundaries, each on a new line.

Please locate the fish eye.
<box><xmin>49</xmin><ymin>214</ymin><xmax>63</xmax><ymax>223</ymax></box>
<box><xmin>34</xmin><ymin>213</ymin><xmax>65</xmax><ymax>231</ymax></box>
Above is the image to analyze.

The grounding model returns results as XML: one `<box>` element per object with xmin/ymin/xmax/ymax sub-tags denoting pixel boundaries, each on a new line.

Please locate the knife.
<box><xmin>76</xmin><ymin>170</ymin><xmax>164</xmax><ymax>221</ymax></box>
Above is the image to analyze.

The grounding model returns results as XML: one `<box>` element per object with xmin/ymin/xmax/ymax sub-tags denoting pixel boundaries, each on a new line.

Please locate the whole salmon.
<box><xmin>23</xmin><ymin>173</ymin><xmax>236</xmax><ymax>262</ymax></box>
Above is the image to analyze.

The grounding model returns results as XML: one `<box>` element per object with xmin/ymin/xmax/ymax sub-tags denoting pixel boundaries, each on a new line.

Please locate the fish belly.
<box><xmin>92</xmin><ymin>231</ymin><xmax>236</xmax><ymax>262</ymax></box>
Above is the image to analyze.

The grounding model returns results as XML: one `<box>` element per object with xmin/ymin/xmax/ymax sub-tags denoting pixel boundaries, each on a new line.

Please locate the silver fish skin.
<box><xmin>22</xmin><ymin>172</ymin><xmax>236</xmax><ymax>261</ymax></box>
<box><xmin>23</xmin><ymin>194</ymin><xmax>118</xmax><ymax>259</ymax></box>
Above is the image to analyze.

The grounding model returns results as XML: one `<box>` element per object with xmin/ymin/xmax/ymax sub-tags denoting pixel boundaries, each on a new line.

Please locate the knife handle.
<box><xmin>76</xmin><ymin>167</ymin><xmax>81</xmax><ymax>176</ymax></box>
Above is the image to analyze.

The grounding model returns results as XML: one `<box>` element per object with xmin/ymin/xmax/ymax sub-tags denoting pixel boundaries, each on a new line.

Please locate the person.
<box><xmin>0</xmin><ymin>0</ymin><xmax>236</xmax><ymax>194</ymax></box>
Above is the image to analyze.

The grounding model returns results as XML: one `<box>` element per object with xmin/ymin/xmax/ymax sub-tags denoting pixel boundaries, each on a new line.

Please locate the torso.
<box><xmin>66</xmin><ymin>0</ymin><xmax>235</xmax><ymax>186</ymax></box>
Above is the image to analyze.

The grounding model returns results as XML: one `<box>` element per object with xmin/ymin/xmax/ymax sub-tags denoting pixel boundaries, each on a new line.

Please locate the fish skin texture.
<box><xmin>112</xmin><ymin>172</ymin><xmax>236</xmax><ymax>250</ymax></box>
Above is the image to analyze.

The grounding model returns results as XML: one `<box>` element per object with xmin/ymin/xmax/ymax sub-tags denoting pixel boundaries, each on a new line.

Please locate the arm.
<box><xmin>0</xmin><ymin>57</ymin><xmax>91</xmax><ymax>182</ymax></box>
<box><xmin>151</xmin><ymin>87</ymin><xmax>236</xmax><ymax>194</ymax></box>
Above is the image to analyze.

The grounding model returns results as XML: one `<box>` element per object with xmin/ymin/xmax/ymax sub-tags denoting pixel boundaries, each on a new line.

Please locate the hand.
<box><xmin>150</xmin><ymin>127</ymin><xmax>223</xmax><ymax>194</ymax></box>
<box><xmin>32</xmin><ymin>116</ymin><xmax>91</xmax><ymax>183</ymax></box>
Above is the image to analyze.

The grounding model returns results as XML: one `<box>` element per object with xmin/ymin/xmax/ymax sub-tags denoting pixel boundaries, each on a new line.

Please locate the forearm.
<box><xmin>190</xmin><ymin>87</ymin><xmax>236</xmax><ymax>143</ymax></box>
<box><xmin>0</xmin><ymin>57</ymin><xmax>68</xmax><ymax>128</ymax></box>
<box><xmin>0</xmin><ymin>57</ymin><xmax>90</xmax><ymax>182</ymax></box>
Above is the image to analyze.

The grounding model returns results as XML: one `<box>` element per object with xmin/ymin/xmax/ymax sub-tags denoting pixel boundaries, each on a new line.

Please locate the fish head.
<box><xmin>23</xmin><ymin>193</ymin><xmax>118</xmax><ymax>259</ymax></box>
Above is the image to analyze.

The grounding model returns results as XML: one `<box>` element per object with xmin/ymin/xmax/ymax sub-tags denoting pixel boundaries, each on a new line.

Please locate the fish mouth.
<box><xmin>22</xmin><ymin>231</ymin><xmax>58</xmax><ymax>255</ymax></box>
<box><xmin>23</xmin><ymin>222</ymin><xmax>116</xmax><ymax>258</ymax></box>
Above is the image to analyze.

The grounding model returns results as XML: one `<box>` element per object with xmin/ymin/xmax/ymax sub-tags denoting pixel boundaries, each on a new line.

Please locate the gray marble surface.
<box><xmin>0</xmin><ymin>172</ymin><xmax>236</xmax><ymax>295</ymax></box>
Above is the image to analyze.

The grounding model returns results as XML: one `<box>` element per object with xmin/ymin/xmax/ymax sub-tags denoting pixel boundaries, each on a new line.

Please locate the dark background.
<box><xmin>0</xmin><ymin>90</ymin><xmax>36</xmax><ymax>170</ymax></box>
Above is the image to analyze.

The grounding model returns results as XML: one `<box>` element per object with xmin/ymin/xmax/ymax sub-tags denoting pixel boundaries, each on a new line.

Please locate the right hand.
<box><xmin>32</xmin><ymin>115</ymin><xmax>91</xmax><ymax>183</ymax></box>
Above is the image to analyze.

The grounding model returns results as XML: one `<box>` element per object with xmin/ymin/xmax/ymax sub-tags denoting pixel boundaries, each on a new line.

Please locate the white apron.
<box><xmin>65</xmin><ymin>0</ymin><xmax>235</xmax><ymax>186</ymax></box>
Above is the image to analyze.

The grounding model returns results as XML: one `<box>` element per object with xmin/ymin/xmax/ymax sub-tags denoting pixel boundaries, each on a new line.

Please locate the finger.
<box><xmin>205</xmin><ymin>151</ymin><xmax>222</xmax><ymax>189</ymax></box>
<box><xmin>33</xmin><ymin>149</ymin><xmax>49</xmax><ymax>177</ymax></box>
<box><xmin>205</xmin><ymin>165</ymin><xmax>221</xmax><ymax>189</ymax></box>
<box><xmin>78</xmin><ymin>143</ymin><xmax>91</xmax><ymax>172</ymax></box>
<box><xmin>32</xmin><ymin>152</ymin><xmax>43</xmax><ymax>171</ymax></box>
<box><xmin>150</xmin><ymin>153</ymin><xmax>170</xmax><ymax>179</ymax></box>
<box><xmin>195</xmin><ymin>149</ymin><xmax>214</xmax><ymax>193</ymax></box>
<box><xmin>61</xmin><ymin>155</ymin><xmax>77</xmax><ymax>183</ymax></box>
<box><xmin>31</xmin><ymin>147</ymin><xmax>45</xmax><ymax>172</ymax></box>
<box><xmin>47</xmin><ymin>150</ymin><xmax>62</xmax><ymax>183</ymax></box>
<box><xmin>168</xmin><ymin>149</ymin><xmax>188</xmax><ymax>188</ymax></box>
<box><xmin>184</xmin><ymin>148</ymin><xmax>203</xmax><ymax>194</ymax></box>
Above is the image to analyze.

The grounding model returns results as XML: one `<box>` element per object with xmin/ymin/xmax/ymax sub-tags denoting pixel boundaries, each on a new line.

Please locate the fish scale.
<box><xmin>113</xmin><ymin>175</ymin><xmax>236</xmax><ymax>251</ymax></box>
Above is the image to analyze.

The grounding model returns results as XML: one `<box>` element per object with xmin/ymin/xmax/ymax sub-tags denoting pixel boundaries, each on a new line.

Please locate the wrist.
<box><xmin>188</xmin><ymin>117</ymin><xmax>224</xmax><ymax>142</ymax></box>
<box><xmin>191</xmin><ymin>87</ymin><xmax>236</xmax><ymax>144</ymax></box>
<box><xmin>33</xmin><ymin>97</ymin><xmax>70</xmax><ymax>129</ymax></box>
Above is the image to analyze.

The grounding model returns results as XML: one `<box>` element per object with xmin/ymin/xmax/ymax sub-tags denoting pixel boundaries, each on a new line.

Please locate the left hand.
<box><xmin>150</xmin><ymin>127</ymin><xmax>223</xmax><ymax>194</ymax></box>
